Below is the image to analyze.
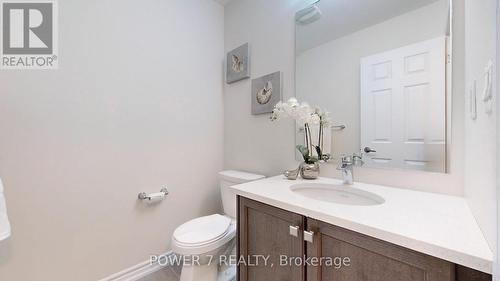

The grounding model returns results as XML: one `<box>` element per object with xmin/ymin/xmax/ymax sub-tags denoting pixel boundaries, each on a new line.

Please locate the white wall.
<box><xmin>0</xmin><ymin>1</ymin><xmax>224</xmax><ymax>280</ymax></box>
<box><xmin>224</xmin><ymin>0</ymin><xmax>299</xmax><ymax>179</ymax></box>
<box><xmin>497</xmin><ymin>1</ymin><xmax>500</xmax><ymax>276</ymax></box>
<box><xmin>297</xmin><ymin>1</ymin><xmax>449</xmax><ymax>160</ymax></box>
<box><xmin>497</xmin><ymin>0</ymin><xmax>500</xmax><ymax>273</ymax></box>
<box><xmin>464</xmin><ymin>0</ymin><xmax>498</xmax><ymax>257</ymax></box>
<box><xmin>224</xmin><ymin>0</ymin><xmax>465</xmax><ymax>195</ymax></box>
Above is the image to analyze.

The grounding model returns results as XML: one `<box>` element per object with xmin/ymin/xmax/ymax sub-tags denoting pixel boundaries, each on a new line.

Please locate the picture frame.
<box><xmin>251</xmin><ymin>71</ymin><xmax>282</xmax><ymax>115</ymax></box>
<box><xmin>226</xmin><ymin>43</ymin><xmax>250</xmax><ymax>84</ymax></box>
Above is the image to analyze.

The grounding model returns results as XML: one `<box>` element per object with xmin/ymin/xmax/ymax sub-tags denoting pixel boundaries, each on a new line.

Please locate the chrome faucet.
<box><xmin>337</xmin><ymin>154</ymin><xmax>364</xmax><ymax>185</ymax></box>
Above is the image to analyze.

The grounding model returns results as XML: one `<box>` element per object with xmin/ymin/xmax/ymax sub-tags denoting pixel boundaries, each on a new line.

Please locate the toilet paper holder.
<box><xmin>138</xmin><ymin>188</ymin><xmax>169</xmax><ymax>202</ymax></box>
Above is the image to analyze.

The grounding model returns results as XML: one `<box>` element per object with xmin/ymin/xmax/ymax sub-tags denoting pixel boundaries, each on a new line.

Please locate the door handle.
<box><xmin>289</xmin><ymin>225</ymin><xmax>300</xmax><ymax>237</ymax></box>
<box><xmin>304</xmin><ymin>230</ymin><xmax>314</xmax><ymax>243</ymax></box>
<box><xmin>364</xmin><ymin>147</ymin><xmax>377</xmax><ymax>153</ymax></box>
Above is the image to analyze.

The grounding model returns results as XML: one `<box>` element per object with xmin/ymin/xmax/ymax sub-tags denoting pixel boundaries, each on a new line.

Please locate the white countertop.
<box><xmin>230</xmin><ymin>175</ymin><xmax>493</xmax><ymax>274</ymax></box>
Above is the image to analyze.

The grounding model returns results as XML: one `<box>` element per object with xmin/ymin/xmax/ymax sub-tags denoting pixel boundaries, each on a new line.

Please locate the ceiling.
<box><xmin>297</xmin><ymin>0</ymin><xmax>447</xmax><ymax>53</ymax></box>
<box><xmin>213</xmin><ymin>0</ymin><xmax>234</xmax><ymax>6</ymax></box>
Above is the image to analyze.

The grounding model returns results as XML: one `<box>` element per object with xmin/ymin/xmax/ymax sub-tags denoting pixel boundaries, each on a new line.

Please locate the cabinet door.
<box><xmin>238</xmin><ymin>197</ymin><xmax>305</xmax><ymax>281</ymax></box>
<box><xmin>306</xmin><ymin>219</ymin><xmax>454</xmax><ymax>281</ymax></box>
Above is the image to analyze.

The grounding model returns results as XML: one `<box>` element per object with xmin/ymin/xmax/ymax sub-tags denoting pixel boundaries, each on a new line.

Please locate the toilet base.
<box><xmin>180</xmin><ymin>262</ymin><xmax>218</xmax><ymax>281</ymax></box>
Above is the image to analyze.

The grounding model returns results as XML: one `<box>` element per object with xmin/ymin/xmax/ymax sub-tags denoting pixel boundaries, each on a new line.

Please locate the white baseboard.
<box><xmin>98</xmin><ymin>251</ymin><xmax>173</xmax><ymax>281</ymax></box>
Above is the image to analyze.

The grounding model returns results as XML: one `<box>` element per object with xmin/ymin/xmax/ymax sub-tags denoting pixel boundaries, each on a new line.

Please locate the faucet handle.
<box><xmin>353</xmin><ymin>154</ymin><xmax>364</xmax><ymax>166</ymax></box>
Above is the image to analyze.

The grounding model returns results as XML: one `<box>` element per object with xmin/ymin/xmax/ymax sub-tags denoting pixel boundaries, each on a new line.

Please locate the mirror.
<box><xmin>295</xmin><ymin>0</ymin><xmax>452</xmax><ymax>173</ymax></box>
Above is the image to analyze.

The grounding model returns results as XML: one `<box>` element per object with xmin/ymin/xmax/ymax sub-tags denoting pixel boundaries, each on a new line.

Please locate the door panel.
<box><xmin>238</xmin><ymin>197</ymin><xmax>305</xmax><ymax>281</ymax></box>
<box><xmin>306</xmin><ymin>219</ymin><xmax>454</xmax><ymax>281</ymax></box>
<box><xmin>360</xmin><ymin>37</ymin><xmax>446</xmax><ymax>172</ymax></box>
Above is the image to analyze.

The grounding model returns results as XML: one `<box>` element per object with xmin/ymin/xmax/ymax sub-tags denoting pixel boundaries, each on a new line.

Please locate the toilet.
<box><xmin>172</xmin><ymin>170</ymin><xmax>265</xmax><ymax>281</ymax></box>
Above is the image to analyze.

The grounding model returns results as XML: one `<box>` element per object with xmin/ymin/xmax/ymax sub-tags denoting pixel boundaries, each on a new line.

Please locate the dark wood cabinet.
<box><xmin>306</xmin><ymin>219</ymin><xmax>453</xmax><ymax>281</ymax></box>
<box><xmin>238</xmin><ymin>196</ymin><xmax>492</xmax><ymax>281</ymax></box>
<box><xmin>238</xmin><ymin>197</ymin><xmax>305</xmax><ymax>281</ymax></box>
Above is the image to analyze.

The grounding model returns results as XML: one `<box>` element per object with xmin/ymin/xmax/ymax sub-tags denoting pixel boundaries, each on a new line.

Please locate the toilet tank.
<box><xmin>219</xmin><ymin>170</ymin><xmax>265</xmax><ymax>218</ymax></box>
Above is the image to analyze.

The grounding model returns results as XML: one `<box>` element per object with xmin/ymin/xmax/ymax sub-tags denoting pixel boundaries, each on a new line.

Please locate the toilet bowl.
<box><xmin>171</xmin><ymin>170</ymin><xmax>265</xmax><ymax>281</ymax></box>
<box><xmin>172</xmin><ymin>214</ymin><xmax>236</xmax><ymax>281</ymax></box>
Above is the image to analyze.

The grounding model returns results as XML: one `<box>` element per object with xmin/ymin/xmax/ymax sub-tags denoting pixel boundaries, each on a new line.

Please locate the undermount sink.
<box><xmin>290</xmin><ymin>183</ymin><xmax>385</xmax><ymax>206</ymax></box>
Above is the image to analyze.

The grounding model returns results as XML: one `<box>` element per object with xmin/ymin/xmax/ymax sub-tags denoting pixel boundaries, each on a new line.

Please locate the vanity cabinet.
<box><xmin>238</xmin><ymin>197</ymin><xmax>305</xmax><ymax>281</ymax></box>
<box><xmin>306</xmin><ymin>219</ymin><xmax>453</xmax><ymax>281</ymax></box>
<box><xmin>237</xmin><ymin>197</ymin><xmax>492</xmax><ymax>281</ymax></box>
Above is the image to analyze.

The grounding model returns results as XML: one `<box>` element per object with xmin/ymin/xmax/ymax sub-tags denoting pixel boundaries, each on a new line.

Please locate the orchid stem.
<box><xmin>305</xmin><ymin>123</ymin><xmax>313</xmax><ymax>158</ymax></box>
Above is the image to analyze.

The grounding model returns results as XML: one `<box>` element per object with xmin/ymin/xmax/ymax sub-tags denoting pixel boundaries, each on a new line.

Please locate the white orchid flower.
<box><xmin>309</xmin><ymin>114</ymin><xmax>321</xmax><ymax>125</ymax></box>
<box><xmin>287</xmin><ymin>98</ymin><xmax>299</xmax><ymax>107</ymax></box>
<box><xmin>271</xmin><ymin>98</ymin><xmax>332</xmax><ymax>129</ymax></box>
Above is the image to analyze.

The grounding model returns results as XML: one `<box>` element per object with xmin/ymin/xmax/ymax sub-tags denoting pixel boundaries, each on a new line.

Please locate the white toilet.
<box><xmin>172</xmin><ymin>170</ymin><xmax>265</xmax><ymax>281</ymax></box>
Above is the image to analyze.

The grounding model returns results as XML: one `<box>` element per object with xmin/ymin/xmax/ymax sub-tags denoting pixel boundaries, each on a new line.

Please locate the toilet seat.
<box><xmin>172</xmin><ymin>214</ymin><xmax>236</xmax><ymax>255</ymax></box>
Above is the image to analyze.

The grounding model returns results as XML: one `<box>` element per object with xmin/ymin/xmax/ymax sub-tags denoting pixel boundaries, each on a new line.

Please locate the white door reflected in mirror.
<box><xmin>360</xmin><ymin>37</ymin><xmax>446</xmax><ymax>172</ymax></box>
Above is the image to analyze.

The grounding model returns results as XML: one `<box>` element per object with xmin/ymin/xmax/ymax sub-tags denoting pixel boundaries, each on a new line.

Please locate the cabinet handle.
<box><xmin>304</xmin><ymin>230</ymin><xmax>314</xmax><ymax>243</ymax></box>
<box><xmin>289</xmin><ymin>225</ymin><xmax>300</xmax><ymax>237</ymax></box>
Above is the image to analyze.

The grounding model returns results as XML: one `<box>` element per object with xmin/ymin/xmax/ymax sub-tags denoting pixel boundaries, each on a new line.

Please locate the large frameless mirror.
<box><xmin>295</xmin><ymin>0</ymin><xmax>452</xmax><ymax>173</ymax></box>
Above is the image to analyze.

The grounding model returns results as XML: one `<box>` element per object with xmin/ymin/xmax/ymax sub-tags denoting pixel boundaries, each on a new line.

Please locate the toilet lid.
<box><xmin>173</xmin><ymin>214</ymin><xmax>231</xmax><ymax>245</ymax></box>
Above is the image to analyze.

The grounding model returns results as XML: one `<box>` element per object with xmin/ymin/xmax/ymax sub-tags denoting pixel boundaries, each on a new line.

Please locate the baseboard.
<box><xmin>98</xmin><ymin>251</ymin><xmax>173</xmax><ymax>281</ymax></box>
